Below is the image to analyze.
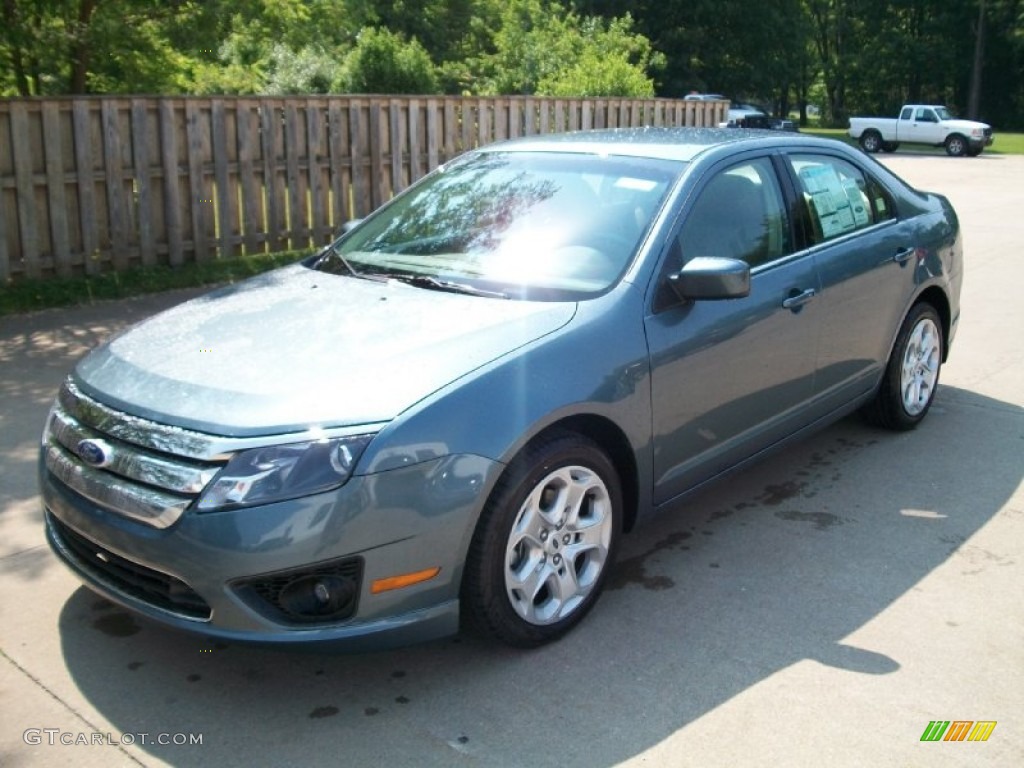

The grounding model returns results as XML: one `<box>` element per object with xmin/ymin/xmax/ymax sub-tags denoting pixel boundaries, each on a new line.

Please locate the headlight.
<box><xmin>196</xmin><ymin>435</ymin><xmax>373</xmax><ymax>511</ymax></box>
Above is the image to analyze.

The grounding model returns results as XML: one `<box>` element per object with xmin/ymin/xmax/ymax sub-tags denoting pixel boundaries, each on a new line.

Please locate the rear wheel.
<box><xmin>461</xmin><ymin>433</ymin><xmax>620</xmax><ymax>647</ymax></box>
<box><xmin>859</xmin><ymin>131</ymin><xmax>883</xmax><ymax>153</ymax></box>
<box><xmin>945</xmin><ymin>135</ymin><xmax>968</xmax><ymax>157</ymax></box>
<box><xmin>863</xmin><ymin>303</ymin><xmax>943</xmax><ymax>430</ymax></box>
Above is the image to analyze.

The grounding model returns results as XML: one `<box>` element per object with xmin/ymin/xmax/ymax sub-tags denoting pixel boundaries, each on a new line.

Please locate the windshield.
<box><xmin>313</xmin><ymin>151</ymin><xmax>681</xmax><ymax>300</ymax></box>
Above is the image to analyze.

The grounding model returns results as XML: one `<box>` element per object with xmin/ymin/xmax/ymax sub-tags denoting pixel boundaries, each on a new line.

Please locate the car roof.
<box><xmin>479</xmin><ymin>127</ymin><xmax>838</xmax><ymax>163</ymax></box>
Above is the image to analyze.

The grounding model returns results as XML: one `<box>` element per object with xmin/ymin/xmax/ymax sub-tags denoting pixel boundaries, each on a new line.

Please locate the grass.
<box><xmin>0</xmin><ymin>250</ymin><xmax>306</xmax><ymax>316</ymax></box>
<box><xmin>802</xmin><ymin>126</ymin><xmax>1024</xmax><ymax>155</ymax></box>
<box><xmin>991</xmin><ymin>132</ymin><xmax>1024</xmax><ymax>154</ymax></box>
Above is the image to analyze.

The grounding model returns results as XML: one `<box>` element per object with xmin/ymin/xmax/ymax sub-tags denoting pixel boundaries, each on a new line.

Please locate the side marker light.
<box><xmin>371</xmin><ymin>567</ymin><xmax>442</xmax><ymax>594</ymax></box>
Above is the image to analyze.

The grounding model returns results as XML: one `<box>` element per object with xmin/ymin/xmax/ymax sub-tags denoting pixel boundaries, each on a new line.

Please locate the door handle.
<box><xmin>893</xmin><ymin>247</ymin><xmax>916</xmax><ymax>264</ymax></box>
<box><xmin>782</xmin><ymin>288</ymin><xmax>816</xmax><ymax>310</ymax></box>
<box><xmin>879</xmin><ymin>247</ymin><xmax>917</xmax><ymax>267</ymax></box>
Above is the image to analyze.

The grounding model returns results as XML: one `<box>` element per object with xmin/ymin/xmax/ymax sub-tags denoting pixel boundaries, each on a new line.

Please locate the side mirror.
<box><xmin>668</xmin><ymin>257</ymin><xmax>750</xmax><ymax>301</ymax></box>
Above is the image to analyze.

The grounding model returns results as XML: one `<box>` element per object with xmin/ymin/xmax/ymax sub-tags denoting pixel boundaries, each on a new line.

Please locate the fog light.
<box><xmin>279</xmin><ymin>575</ymin><xmax>356</xmax><ymax>619</ymax></box>
<box><xmin>235</xmin><ymin>557</ymin><xmax>362</xmax><ymax>624</ymax></box>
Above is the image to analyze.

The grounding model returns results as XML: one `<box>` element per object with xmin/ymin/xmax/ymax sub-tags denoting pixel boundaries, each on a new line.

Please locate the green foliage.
<box><xmin>481</xmin><ymin>0</ymin><xmax>574</xmax><ymax>94</ymax></box>
<box><xmin>85</xmin><ymin>13</ymin><xmax>193</xmax><ymax>95</ymax></box>
<box><xmin>539</xmin><ymin>50</ymin><xmax>655</xmax><ymax>98</ymax></box>
<box><xmin>341</xmin><ymin>27</ymin><xmax>440</xmax><ymax>94</ymax></box>
<box><xmin>479</xmin><ymin>2</ymin><xmax>658</xmax><ymax>97</ymax></box>
<box><xmin>264</xmin><ymin>46</ymin><xmax>344</xmax><ymax>94</ymax></box>
<box><xmin>344</xmin><ymin>0</ymin><xmax>482</xmax><ymax>64</ymax></box>
<box><xmin>1</xmin><ymin>0</ymin><xmax>1022</xmax><ymax>127</ymax></box>
<box><xmin>182</xmin><ymin>3</ymin><xmax>352</xmax><ymax>95</ymax></box>
<box><xmin>0</xmin><ymin>0</ymin><xmax>193</xmax><ymax>95</ymax></box>
<box><xmin>187</xmin><ymin>29</ymin><xmax>271</xmax><ymax>94</ymax></box>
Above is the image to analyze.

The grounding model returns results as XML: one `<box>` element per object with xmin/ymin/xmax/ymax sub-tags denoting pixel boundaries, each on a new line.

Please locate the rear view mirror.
<box><xmin>668</xmin><ymin>257</ymin><xmax>750</xmax><ymax>301</ymax></box>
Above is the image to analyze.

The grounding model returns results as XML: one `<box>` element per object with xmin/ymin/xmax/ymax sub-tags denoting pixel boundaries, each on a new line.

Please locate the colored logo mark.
<box><xmin>920</xmin><ymin>720</ymin><xmax>997</xmax><ymax>742</ymax></box>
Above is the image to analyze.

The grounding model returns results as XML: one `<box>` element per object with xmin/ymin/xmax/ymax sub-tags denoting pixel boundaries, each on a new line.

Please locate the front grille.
<box><xmin>47</xmin><ymin>512</ymin><xmax>211</xmax><ymax>621</ymax></box>
<box><xmin>43</xmin><ymin>379</ymin><xmax>225</xmax><ymax>529</ymax></box>
<box><xmin>984</xmin><ymin>127</ymin><xmax>993</xmax><ymax>138</ymax></box>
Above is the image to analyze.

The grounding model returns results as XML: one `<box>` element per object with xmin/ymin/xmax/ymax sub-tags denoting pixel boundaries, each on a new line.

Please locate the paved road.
<box><xmin>1</xmin><ymin>153</ymin><xmax>1022</xmax><ymax>768</ymax></box>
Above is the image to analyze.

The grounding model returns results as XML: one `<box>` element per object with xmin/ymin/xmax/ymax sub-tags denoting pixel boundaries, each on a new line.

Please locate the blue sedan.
<box><xmin>41</xmin><ymin>128</ymin><xmax>961</xmax><ymax>648</ymax></box>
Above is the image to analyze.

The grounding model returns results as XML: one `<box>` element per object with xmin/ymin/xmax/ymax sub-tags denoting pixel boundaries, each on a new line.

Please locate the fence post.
<box><xmin>41</xmin><ymin>102</ymin><xmax>72</xmax><ymax>277</ymax></box>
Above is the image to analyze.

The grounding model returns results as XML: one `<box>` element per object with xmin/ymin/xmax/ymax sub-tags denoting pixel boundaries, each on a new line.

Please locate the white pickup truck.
<box><xmin>849</xmin><ymin>105</ymin><xmax>994</xmax><ymax>157</ymax></box>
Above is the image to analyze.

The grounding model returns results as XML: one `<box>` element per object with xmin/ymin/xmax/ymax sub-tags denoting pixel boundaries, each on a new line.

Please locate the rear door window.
<box><xmin>786</xmin><ymin>155</ymin><xmax>896</xmax><ymax>246</ymax></box>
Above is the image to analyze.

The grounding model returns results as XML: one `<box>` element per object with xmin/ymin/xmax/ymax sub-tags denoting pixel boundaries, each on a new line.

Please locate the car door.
<box><xmin>644</xmin><ymin>155</ymin><xmax>820</xmax><ymax>506</ymax></box>
<box><xmin>781</xmin><ymin>151</ymin><xmax>913</xmax><ymax>411</ymax></box>
<box><xmin>905</xmin><ymin>106</ymin><xmax>943</xmax><ymax>144</ymax></box>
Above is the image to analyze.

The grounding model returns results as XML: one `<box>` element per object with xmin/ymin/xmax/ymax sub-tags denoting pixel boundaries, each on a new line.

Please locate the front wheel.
<box><xmin>461</xmin><ymin>433</ymin><xmax>621</xmax><ymax>647</ymax></box>
<box><xmin>966</xmin><ymin>146</ymin><xmax>983</xmax><ymax>157</ymax></box>
<box><xmin>881</xmin><ymin>141</ymin><xmax>900</xmax><ymax>153</ymax></box>
<box><xmin>859</xmin><ymin>131</ymin><xmax>882</xmax><ymax>153</ymax></box>
<box><xmin>945</xmin><ymin>135</ymin><xmax>968</xmax><ymax>157</ymax></box>
<box><xmin>863</xmin><ymin>303</ymin><xmax>943</xmax><ymax>430</ymax></box>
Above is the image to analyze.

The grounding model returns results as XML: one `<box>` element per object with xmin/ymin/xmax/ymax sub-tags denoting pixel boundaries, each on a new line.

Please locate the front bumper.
<box><xmin>42</xmin><ymin>451</ymin><xmax>501</xmax><ymax>649</ymax></box>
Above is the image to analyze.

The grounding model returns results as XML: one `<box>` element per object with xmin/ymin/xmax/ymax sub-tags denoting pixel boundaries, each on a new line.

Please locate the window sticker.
<box><xmin>842</xmin><ymin>178</ymin><xmax>871</xmax><ymax>227</ymax></box>
<box><xmin>799</xmin><ymin>164</ymin><xmax>865</xmax><ymax>239</ymax></box>
<box><xmin>614</xmin><ymin>177</ymin><xmax>658</xmax><ymax>191</ymax></box>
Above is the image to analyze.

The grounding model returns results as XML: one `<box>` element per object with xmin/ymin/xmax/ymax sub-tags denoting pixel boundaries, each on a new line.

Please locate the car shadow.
<box><xmin>54</xmin><ymin>384</ymin><xmax>1022</xmax><ymax>766</ymax></box>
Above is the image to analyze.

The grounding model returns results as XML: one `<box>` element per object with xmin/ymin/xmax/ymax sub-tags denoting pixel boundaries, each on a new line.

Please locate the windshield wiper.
<box><xmin>389</xmin><ymin>274</ymin><xmax>509</xmax><ymax>299</ymax></box>
<box><xmin>312</xmin><ymin>245</ymin><xmax>387</xmax><ymax>282</ymax></box>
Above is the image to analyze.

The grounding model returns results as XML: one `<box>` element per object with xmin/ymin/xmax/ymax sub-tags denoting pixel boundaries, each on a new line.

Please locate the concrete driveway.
<box><xmin>1</xmin><ymin>153</ymin><xmax>1022</xmax><ymax>767</ymax></box>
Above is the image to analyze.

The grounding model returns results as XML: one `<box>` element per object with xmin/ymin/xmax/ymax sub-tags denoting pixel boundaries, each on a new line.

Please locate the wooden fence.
<box><xmin>0</xmin><ymin>95</ymin><xmax>726</xmax><ymax>283</ymax></box>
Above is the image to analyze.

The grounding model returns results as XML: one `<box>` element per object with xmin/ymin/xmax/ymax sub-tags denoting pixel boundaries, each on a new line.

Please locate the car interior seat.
<box><xmin>683</xmin><ymin>173</ymin><xmax>769</xmax><ymax>265</ymax></box>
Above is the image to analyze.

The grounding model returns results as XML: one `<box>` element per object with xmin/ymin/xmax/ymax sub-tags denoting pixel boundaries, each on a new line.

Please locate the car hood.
<box><xmin>75</xmin><ymin>264</ymin><xmax>576</xmax><ymax>435</ymax></box>
<box><xmin>945</xmin><ymin>119</ymin><xmax>989</xmax><ymax>132</ymax></box>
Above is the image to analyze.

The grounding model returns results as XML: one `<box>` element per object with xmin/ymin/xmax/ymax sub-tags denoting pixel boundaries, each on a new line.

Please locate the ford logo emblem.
<box><xmin>77</xmin><ymin>439</ymin><xmax>112</xmax><ymax>468</ymax></box>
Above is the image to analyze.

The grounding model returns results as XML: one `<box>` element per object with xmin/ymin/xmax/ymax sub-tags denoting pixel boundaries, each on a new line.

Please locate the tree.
<box><xmin>804</xmin><ymin>0</ymin><xmax>854</xmax><ymax>125</ymax></box>
<box><xmin>341</xmin><ymin>27</ymin><xmax>439</xmax><ymax>94</ymax></box>
<box><xmin>344</xmin><ymin>0</ymin><xmax>480</xmax><ymax>64</ymax></box>
<box><xmin>0</xmin><ymin>1</ymin><xmax>201</xmax><ymax>95</ymax></box>
<box><xmin>978</xmin><ymin>0</ymin><xmax>1024</xmax><ymax>127</ymax></box>
<box><xmin>177</xmin><ymin>0</ymin><xmax>356</xmax><ymax>95</ymax></box>
<box><xmin>537</xmin><ymin>16</ymin><xmax>661</xmax><ymax>97</ymax></box>
<box><xmin>1</xmin><ymin>0</ymin><xmax>1021</xmax><ymax>128</ymax></box>
<box><xmin>968</xmin><ymin>0</ymin><xmax>987</xmax><ymax>118</ymax></box>
<box><xmin>476</xmin><ymin>1</ymin><xmax>659</xmax><ymax>97</ymax></box>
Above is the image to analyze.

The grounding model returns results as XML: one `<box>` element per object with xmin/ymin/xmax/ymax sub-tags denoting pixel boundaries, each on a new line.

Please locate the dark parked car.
<box><xmin>42</xmin><ymin>128</ymin><xmax>962</xmax><ymax>649</ymax></box>
<box><xmin>729</xmin><ymin>113</ymin><xmax>799</xmax><ymax>132</ymax></box>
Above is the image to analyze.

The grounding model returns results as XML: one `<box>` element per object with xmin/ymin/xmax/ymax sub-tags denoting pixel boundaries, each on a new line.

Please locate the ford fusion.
<box><xmin>41</xmin><ymin>128</ymin><xmax>962</xmax><ymax>649</ymax></box>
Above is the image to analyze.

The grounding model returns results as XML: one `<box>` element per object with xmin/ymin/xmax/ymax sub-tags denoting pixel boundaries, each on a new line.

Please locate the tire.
<box><xmin>945</xmin><ymin>134</ymin><xmax>967</xmax><ymax>157</ymax></box>
<box><xmin>880</xmin><ymin>141</ymin><xmax>900</xmax><ymax>153</ymax></box>
<box><xmin>862</xmin><ymin>303</ymin><xmax>943</xmax><ymax>430</ymax></box>
<box><xmin>966</xmin><ymin>146</ymin><xmax>983</xmax><ymax>157</ymax></box>
<box><xmin>461</xmin><ymin>432</ymin><xmax>621</xmax><ymax>647</ymax></box>
<box><xmin>859</xmin><ymin>131</ymin><xmax>882</xmax><ymax>153</ymax></box>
